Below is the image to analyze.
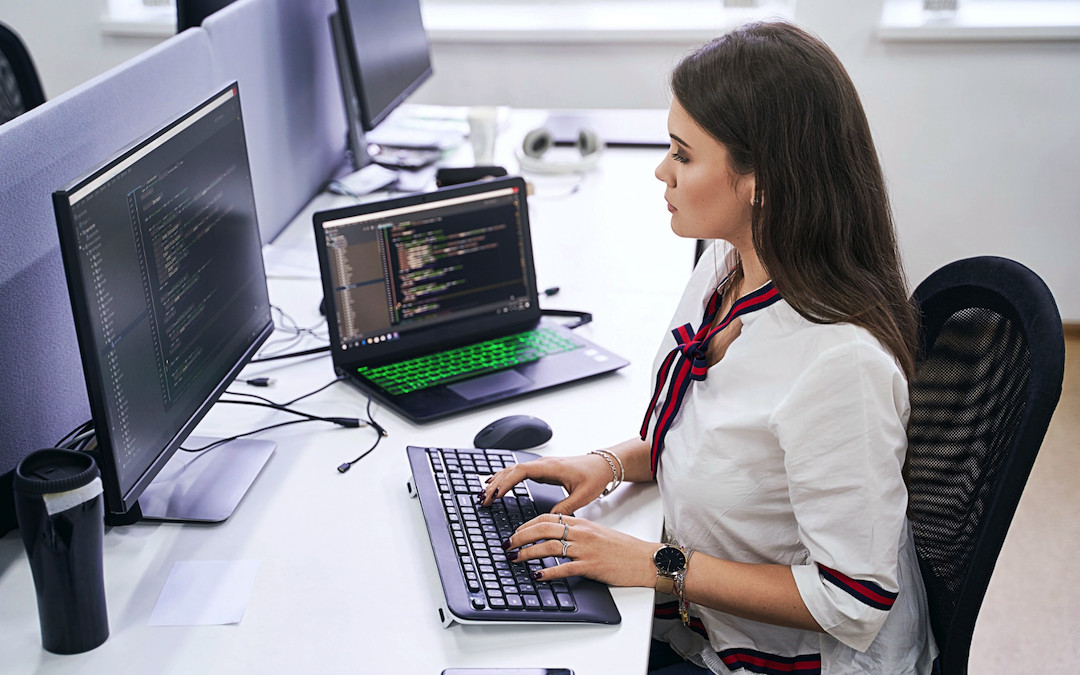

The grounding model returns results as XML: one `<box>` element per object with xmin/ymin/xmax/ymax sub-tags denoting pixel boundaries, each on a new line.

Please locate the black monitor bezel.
<box><xmin>312</xmin><ymin>176</ymin><xmax>542</xmax><ymax>369</ymax></box>
<box><xmin>335</xmin><ymin>0</ymin><xmax>433</xmax><ymax>132</ymax></box>
<box><xmin>52</xmin><ymin>82</ymin><xmax>273</xmax><ymax>515</ymax></box>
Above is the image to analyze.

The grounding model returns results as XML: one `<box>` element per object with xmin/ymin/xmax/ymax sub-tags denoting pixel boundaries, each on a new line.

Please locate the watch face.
<box><xmin>654</xmin><ymin>546</ymin><xmax>686</xmax><ymax>575</ymax></box>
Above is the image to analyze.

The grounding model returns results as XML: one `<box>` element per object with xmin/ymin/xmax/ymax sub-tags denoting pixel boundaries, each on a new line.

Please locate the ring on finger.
<box><xmin>561</xmin><ymin>540</ymin><xmax>572</xmax><ymax>557</ymax></box>
<box><xmin>560</xmin><ymin>524</ymin><xmax>569</xmax><ymax>541</ymax></box>
<box><xmin>557</xmin><ymin>513</ymin><xmax>563</xmax><ymax>525</ymax></box>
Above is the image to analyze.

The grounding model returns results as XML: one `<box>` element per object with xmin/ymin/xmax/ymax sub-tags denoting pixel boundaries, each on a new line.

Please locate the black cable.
<box><xmin>180</xmin><ymin>419</ymin><xmax>319</xmax><ymax>453</ymax></box>
<box><xmin>248</xmin><ymin>345</ymin><xmax>331</xmax><ymax>363</ymax></box>
<box><xmin>281</xmin><ymin>375</ymin><xmax>346</xmax><ymax>406</ymax></box>
<box><xmin>216</xmin><ymin>399</ymin><xmax>362</xmax><ymax>428</ymax></box>
<box><xmin>337</xmin><ymin>434</ymin><xmax>382</xmax><ymax>474</ymax></box>
<box><xmin>240</xmin><ymin>377</ymin><xmax>276</xmax><ymax>387</ymax></box>
<box><xmin>337</xmin><ymin>397</ymin><xmax>387</xmax><ymax>474</ymax></box>
<box><xmin>227</xmin><ymin>375</ymin><xmax>345</xmax><ymax>407</ymax></box>
<box><xmin>55</xmin><ymin>419</ymin><xmax>94</xmax><ymax>448</ymax></box>
<box><xmin>541</xmin><ymin>308</ymin><xmax>592</xmax><ymax>329</ymax></box>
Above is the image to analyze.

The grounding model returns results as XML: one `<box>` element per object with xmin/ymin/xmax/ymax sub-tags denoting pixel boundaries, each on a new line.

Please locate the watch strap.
<box><xmin>655</xmin><ymin>573</ymin><xmax>676</xmax><ymax>595</ymax></box>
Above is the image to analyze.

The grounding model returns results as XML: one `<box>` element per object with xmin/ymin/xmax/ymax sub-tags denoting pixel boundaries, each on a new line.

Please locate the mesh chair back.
<box><xmin>907</xmin><ymin>256</ymin><xmax>1064</xmax><ymax>675</ymax></box>
<box><xmin>0</xmin><ymin>22</ymin><xmax>45</xmax><ymax>125</ymax></box>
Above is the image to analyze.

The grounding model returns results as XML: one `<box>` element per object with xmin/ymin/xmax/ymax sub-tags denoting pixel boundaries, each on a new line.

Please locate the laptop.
<box><xmin>312</xmin><ymin>176</ymin><xmax>629</xmax><ymax>422</ymax></box>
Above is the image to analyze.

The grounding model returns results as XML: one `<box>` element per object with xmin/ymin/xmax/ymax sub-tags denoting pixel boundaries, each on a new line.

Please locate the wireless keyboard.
<box><xmin>406</xmin><ymin>446</ymin><xmax>621</xmax><ymax>627</ymax></box>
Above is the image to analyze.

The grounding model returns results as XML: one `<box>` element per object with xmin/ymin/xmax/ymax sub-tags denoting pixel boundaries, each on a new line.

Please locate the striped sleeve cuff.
<box><xmin>791</xmin><ymin>562</ymin><xmax>897</xmax><ymax>652</ymax></box>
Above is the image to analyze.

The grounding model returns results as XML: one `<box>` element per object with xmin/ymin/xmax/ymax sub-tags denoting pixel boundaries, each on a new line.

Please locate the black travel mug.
<box><xmin>13</xmin><ymin>449</ymin><xmax>109</xmax><ymax>654</ymax></box>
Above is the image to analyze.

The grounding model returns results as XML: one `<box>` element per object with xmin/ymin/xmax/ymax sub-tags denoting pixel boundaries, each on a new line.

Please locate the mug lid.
<box><xmin>13</xmin><ymin>449</ymin><xmax>100</xmax><ymax>496</ymax></box>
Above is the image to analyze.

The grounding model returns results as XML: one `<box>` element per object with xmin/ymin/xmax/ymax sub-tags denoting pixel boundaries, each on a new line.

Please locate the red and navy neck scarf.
<box><xmin>640</xmin><ymin>276</ymin><xmax>782</xmax><ymax>476</ymax></box>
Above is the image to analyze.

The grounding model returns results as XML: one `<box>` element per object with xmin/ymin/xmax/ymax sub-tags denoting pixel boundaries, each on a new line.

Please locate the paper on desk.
<box><xmin>148</xmin><ymin>560</ymin><xmax>261</xmax><ymax>627</ymax></box>
<box><xmin>262</xmin><ymin>242</ymin><xmax>321</xmax><ymax>279</ymax></box>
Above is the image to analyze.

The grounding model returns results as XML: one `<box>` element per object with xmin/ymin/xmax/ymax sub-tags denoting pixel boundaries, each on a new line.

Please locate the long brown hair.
<box><xmin>672</xmin><ymin>21</ymin><xmax>918</xmax><ymax>378</ymax></box>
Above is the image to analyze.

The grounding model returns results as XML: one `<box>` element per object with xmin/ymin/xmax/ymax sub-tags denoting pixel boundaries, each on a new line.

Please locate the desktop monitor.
<box><xmin>176</xmin><ymin>0</ymin><xmax>237</xmax><ymax>31</ymax></box>
<box><xmin>330</xmin><ymin>0</ymin><xmax>433</xmax><ymax>171</ymax></box>
<box><xmin>52</xmin><ymin>83</ymin><xmax>274</xmax><ymax>524</ymax></box>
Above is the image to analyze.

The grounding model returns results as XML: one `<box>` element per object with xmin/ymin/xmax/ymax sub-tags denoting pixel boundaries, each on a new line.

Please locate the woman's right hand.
<box><xmin>477</xmin><ymin>452</ymin><xmax>615</xmax><ymax>515</ymax></box>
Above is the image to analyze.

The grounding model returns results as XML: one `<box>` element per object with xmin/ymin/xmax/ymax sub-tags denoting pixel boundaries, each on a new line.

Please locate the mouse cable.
<box><xmin>216</xmin><ymin>398</ymin><xmax>363</xmax><ymax>429</ymax></box>
<box><xmin>228</xmin><ymin>374</ymin><xmax>345</xmax><ymax>407</ymax></box>
<box><xmin>336</xmin><ymin>397</ymin><xmax>387</xmax><ymax>474</ymax></box>
<box><xmin>541</xmin><ymin>308</ymin><xmax>592</xmax><ymax>330</ymax></box>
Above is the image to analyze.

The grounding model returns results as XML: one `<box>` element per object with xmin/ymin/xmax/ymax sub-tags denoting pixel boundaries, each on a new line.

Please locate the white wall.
<box><xmin>0</xmin><ymin>0</ymin><xmax>167</xmax><ymax>99</ymax></box>
<box><xmin>413</xmin><ymin>3</ymin><xmax>1080</xmax><ymax>321</ymax></box>
<box><xmin>4</xmin><ymin>0</ymin><xmax>1078</xmax><ymax>319</ymax></box>
<box><xmin>797</xmin><ymin>1</ymin><xmax>1080</xmax><ymax>323</ymax></box>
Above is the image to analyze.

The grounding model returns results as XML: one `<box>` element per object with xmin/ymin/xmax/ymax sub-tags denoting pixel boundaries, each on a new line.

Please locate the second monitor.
<box><xmin>330</xmin><ymin>0</ymin><xmax>439</xmax><ymax>177</ymax></box>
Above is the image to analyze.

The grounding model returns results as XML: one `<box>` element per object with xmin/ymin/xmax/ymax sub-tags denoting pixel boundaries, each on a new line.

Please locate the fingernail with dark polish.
<box><xmin>531</xmin><ymin>571</ymin><xmax>542</xmax><ymax>580</ymax></box>
<box><xmin>500</xmin><ymin>539</ymin><xmax>512</xmax><ymax>550</ymax></box>
<box><xmin>493</xmin><ymin>487</ymin><xmax>500</xmax><ymax>498</ymax></box>
<box><xmin>485</xmin><ymin>476</ymin><xmax>494</xmax><ymax>483</ymax></box>
<box><xmin>507</xmin><ymin>551</ymin><xmax>518</xmax><ymax>561</ymax></box>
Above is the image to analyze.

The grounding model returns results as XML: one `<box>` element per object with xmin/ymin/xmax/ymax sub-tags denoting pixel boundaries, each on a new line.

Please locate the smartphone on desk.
<box><xmin>442</xmin><ymin>670</ymin><xmax>574</xmax><ymax>675</ymax></box>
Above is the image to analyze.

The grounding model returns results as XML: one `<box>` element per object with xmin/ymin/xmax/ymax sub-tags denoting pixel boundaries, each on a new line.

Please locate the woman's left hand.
<box><xmin>504</xmin><ymin>513</ymin><xmax>659</xmax><ymax>588</ymax></box>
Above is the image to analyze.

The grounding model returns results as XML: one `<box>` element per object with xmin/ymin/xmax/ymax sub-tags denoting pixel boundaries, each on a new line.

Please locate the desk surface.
<box><xmin>0</xmin><ymin>111</ymin><xmax>694</xmax><ymax>674</ymax></box>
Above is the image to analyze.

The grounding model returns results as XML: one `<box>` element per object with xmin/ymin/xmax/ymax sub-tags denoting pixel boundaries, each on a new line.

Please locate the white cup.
<box><xmin>467</xmin><ymin>106</ymin><xmax>498</xmax><ymax>166</ymax></box>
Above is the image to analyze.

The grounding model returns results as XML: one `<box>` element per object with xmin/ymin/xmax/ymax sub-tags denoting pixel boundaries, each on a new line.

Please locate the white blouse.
<box><xmin>648</xmin><ymin>242</ymin><xmax>938</xmax><ymax>675</ymax></box>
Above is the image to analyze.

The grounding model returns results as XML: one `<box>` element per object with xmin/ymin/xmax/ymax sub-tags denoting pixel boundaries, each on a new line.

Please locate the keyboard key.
<box><xmin>522</xmin><ymin>594</ymin><xmax>541</xmax><ymax>609</ymax></box>
<box><xmin>506</xmin><ymin>594</ymin><xmax>523</xmax><ymax>608</ymax></box>
<box><xmin>489</xmin><ymin>597</ymin><xmax>507</xmax><ymax>609</ymax></box>
<box><xmin>471</xmin><ymin>597</ymin><xmax>486</xmax><ymax>609</ymax></box>
<box><xmin>556</xmin><ymin>593</ymin><xmax>576</xmax><ymax>610</ymax></box>
<box><xmin>539</xmin><ymin>589</ymin><xmax>557</xmax><ymax>609</ymax></box>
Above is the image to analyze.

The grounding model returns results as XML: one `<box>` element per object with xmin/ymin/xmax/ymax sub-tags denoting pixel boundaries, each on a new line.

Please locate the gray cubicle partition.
<box><xmin>203</xmin><ymin>0</ymin><xmax>348</xmax><ymax>243</ymax></box>
<box><xmin>0</xmin><ymin>0</ymin><xmax>351</xmax><ymax>480</ymax></box>
<box><xmin>0</xmin><ymin>29</ymin><xmax>217</xmax><ymax>475</ymax></box>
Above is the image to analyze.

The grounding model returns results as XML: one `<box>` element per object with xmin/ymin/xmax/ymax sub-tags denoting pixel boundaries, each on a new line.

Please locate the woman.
<box><xmin>480</xmin><ymin>21</ymin><xmax>938</xmax><ymax>675</ymax></box>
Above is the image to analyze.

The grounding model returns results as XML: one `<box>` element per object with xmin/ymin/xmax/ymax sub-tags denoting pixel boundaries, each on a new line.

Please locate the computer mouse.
<box><xmin>474</xmin><ymin>415</ymin><xmax>553</xmax><ymax>451</ymax></box>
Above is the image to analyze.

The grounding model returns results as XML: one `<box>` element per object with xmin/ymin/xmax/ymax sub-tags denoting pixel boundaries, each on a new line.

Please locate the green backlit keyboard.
<box><xmin>357</xmin><ymin>327</ymin><xmax>581</xmax><ymax>396</ymax></box>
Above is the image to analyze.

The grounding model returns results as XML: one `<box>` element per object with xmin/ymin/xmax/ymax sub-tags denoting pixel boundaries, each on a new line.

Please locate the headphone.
<box><xmin>515</xmin><ymin>127</ymin><xmax>604</xmax><ymax>174</ymax></box>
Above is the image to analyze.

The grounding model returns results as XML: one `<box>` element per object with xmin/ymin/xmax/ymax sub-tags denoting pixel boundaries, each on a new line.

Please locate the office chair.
<box><xmin>0</xmin><ymin>22</ymin><xmax>45</xmax><ymax>125</ymax></box>
<box><xmin>693</xmin><ymin>239</ymin><xmax>708</xmax><ymax>268</ymax></box>
<box><xmin>905</xmin><ymin>256</ymin><xmax>1065</xmax><ymax>675</ymax></box>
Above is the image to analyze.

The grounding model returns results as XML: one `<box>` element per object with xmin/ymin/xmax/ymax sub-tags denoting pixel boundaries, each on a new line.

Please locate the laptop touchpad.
<box><xmin>448</xmin><ymin>370</ymin><xmax>532</xmax><ymax>401</ymax></box>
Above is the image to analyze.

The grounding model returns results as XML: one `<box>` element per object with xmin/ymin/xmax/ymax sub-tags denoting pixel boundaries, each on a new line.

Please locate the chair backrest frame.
<box><xmin>908</xmin><ymin>256</ymin><xmax>1064</xmax><ymax>675</ymax></box>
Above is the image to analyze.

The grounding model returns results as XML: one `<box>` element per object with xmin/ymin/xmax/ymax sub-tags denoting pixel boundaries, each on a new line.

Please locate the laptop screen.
<box><xmin>315</xmin><ymin>178</ymin><xmax>540</xmax><ymax>364</ymax></box>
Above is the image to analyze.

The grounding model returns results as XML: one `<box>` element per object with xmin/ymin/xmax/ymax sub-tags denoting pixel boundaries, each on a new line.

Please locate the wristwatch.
<box><xmin>652</xmin><ymin>544</ymin><xmax>688</xmax><ymax>595</ymax></box>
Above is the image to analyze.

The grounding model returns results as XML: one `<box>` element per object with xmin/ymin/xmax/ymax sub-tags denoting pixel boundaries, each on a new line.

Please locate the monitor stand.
<box><xmin>136</xmin><ymin>438</ymin><xmax>275</xmax><ymax>523</ymax></box>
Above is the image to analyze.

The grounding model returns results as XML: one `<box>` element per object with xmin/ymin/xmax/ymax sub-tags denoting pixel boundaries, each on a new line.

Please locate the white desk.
<box><xmin>0</xmin><ymin>113</ymin><xmax>694</xmax><ymax>674</ymax></box>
